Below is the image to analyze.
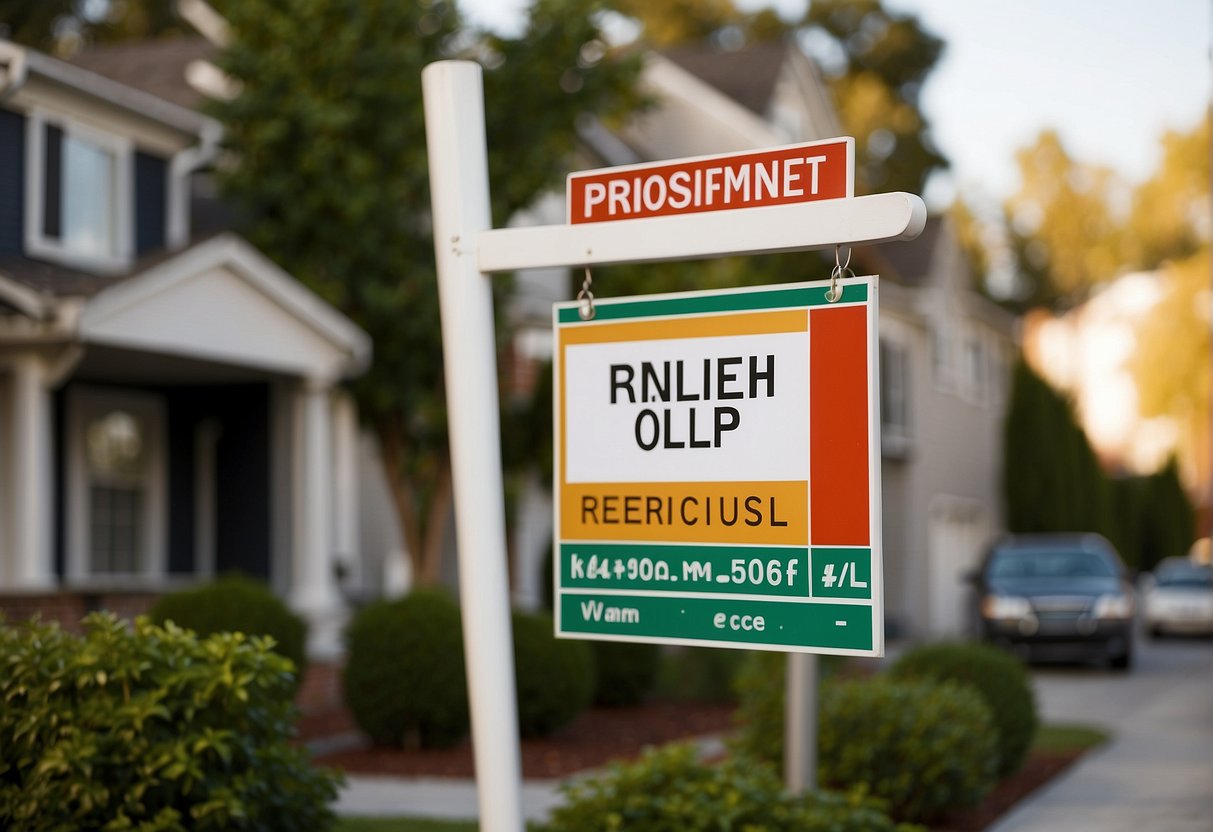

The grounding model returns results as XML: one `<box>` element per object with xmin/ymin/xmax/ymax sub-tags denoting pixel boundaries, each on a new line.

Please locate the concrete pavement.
<box><xmin>989</xmin><ymin>637</ymin><xmax>1213</xmax><ymax>832</ymax></box>
<box><xmin>335</xmin><ymin>775</ymin><xmax>564</xmax><ymax>824</ymax></box>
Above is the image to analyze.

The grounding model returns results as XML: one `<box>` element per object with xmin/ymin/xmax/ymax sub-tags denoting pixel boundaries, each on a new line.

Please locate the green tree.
<box><xmin>1003</xmin><ymin>358</ymin><xmax>1112</xmax><ymax>536</ymax></box>
<box><xmin>212</xmin><ymin>0</ymin><xmax>641</xmax><ymax>585</ymax></box>
<box><xmin>1003</xmin><ymin>130</ymin><xmax>1124</xmax><ymax>307</ymax></box>
<box><xmin>615</xmin><ymin>0</ymin><xmax>947</xmax><ymax>196</ymax></box>
<box><xmin>0</xmin><ymin>0</ymin><xmax>185</xmax><ymax>55</ymax></box>
<box><xmin>801</xmin><ymin>0</ymin><xmax>947</xmax><ymax>195</ymax></box>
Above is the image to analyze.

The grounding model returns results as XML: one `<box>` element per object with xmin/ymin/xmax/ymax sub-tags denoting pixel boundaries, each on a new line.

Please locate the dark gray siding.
<box><xmin>0</xmin><ymin>108</ymin><xmax>25</xmax><ymax>255</ymax></box>
<box><xmin>134</xmin><ymin>151</ymin><xmax>167</xmax><ymax>254</ymax></box>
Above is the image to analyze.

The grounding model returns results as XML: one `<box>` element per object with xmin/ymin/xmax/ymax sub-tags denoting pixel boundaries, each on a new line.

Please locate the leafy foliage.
<box><xmin>343</xmin><ymin>590</ymin><xmax>468</xmax><ymax>748</ymax></box>
<box><xmin>0</xmin><ymin>613</ymin><xmax>341</xmax><ymax>831</ymax></box>
<box><xmin>818</xmin><ymin>677</ymin><xmax>998</xmax><ymax>822</ymax></box>
<box><xmin>148</xmin><ymin>574</ymin><xmax>307</xmax><ymax>690</ymax></box>
<box><xmin>0</xmin><ymin>0</ymin><xmax>185</xmax><ymax>56</ymax></box>
<box><xmin>802</xmin><ymin>0</ymin><xmax>947</xmax><ymax>195</ymax></box>
<box><xmin>1003</xmin><ymin>358</ymin><xmax>1112</xmax><ymax>537</ymax></box>
<box><xmin>616</xmin><ymin>0</ymin><xmax>947</xmax><ymax>196</ymax></box>
<box><xmin>212</xmin><ymin>0</ymin><xmax>642</xmax><ymax>585</ymax></box>
<box><xmin>512</xmin><ymin>610</ymin><xmax>594</xmax><ymax>736</ymax></box>
<box><xmin>589</xmin><ymin>639</ymin><xmax>660</xmax><ymax>706</ymax></box>
<box><xmin>654</xmin><ymin>646</ymin><xmax>749</xmax><ymax>703</ymax></box>
<box><xmin>540</xmin><ymin>742</ymin><xmax>923</xmax><ymax>832</ymax></box>
<box><xmin>728</xmin><ymin>649</ymin><xmax>785</xmax><ymax>765</ymax></box>
<box><xmin>891</xmin><ymin>641</ymin><xmax>1038</xmax><ymax>776</ymax></box>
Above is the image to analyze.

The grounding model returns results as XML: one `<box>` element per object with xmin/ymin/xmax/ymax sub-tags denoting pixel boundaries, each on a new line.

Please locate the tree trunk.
<box><xmin>420</xmin><ymin>457</ymin><xmax>453</xmax><ymax>586</ymax></box>
<box><xmin>375</xmin><ymin>421</ymin><xmax>427</xmax><ymax>586</ymax></box>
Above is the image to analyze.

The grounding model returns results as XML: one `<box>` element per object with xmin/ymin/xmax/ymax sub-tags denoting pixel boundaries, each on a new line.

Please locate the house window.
<box><xmin>25</xmin><ymin>112</ymin><xmax>132</xmax><ymax>272</ymax></box>
<box><xmin>962</xmin><ymin>333</ymin><xmax>986</xmax><ymax>404</ymax></box>
<box><xmin>880</xmin><ymin>338</ymin><xmax>911</xmax><ymax>457</ymax></box>
<box><xmin>86</xmin><ymin>410</ymin><xmax>147</xmax><ymax>574</ymax></box>
<box><xmin>67</xmin><ymin>389</ymin><xmax>165</xmax><ymax>582</ymax></box>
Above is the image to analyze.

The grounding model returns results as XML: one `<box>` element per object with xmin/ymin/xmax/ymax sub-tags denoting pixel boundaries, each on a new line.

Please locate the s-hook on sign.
<box><xmin>553</xmin><ymin>278</ymin><xmax>883</xmax><ymax>656</ymax></box>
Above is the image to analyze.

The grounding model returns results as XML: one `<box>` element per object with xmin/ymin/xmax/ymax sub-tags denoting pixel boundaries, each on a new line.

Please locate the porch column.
<box><xmin>9</xmin><ymin>354</ymin><xmax>54</xmax><ymax>589</ymax></box>
<box><xmin>291</xmin><ymin>377</ymin><xmax>344</xmax><ymax>658</ymax></box>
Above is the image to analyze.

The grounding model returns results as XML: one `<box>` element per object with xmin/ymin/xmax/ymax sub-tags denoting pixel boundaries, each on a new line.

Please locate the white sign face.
<box><xmin>564</xmin><ymin>332</ymin><xmax>809</xmax><ymax>484</ymax></box>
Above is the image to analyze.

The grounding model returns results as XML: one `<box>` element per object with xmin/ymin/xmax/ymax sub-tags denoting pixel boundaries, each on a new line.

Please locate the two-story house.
<box><xmin>0</xmin><ymin>40</ymin><xmax>370</xmax><ymax>657</ymax></box>
<box><xmin>509</xmin><ymin>41</ymin><xmax>1017</xmax><ymax>639</ymax></box>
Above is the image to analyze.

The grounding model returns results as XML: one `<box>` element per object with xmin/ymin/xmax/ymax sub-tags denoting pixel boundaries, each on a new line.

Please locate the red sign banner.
<box><xmin>567</xmin><ymin>138</ymin><xmax>854</xmax><ymax>225</ymax></box>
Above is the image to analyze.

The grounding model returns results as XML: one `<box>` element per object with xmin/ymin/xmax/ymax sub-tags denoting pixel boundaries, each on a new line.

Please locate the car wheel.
<box><xmin>1110</xmin><ymin>647</ymin><xmax>1133</xmax><ymax>671</ymax></box>
<box><xmin>1148</xmin><ymin>625</ymin><xmax>1163</xmax><ymax>639</ymax></box>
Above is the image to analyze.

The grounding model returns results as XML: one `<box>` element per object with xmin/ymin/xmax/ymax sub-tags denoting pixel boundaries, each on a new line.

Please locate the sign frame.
<box><xmin>552</xmin><ymin>276</ymin><xmax>885</xmax><ymax>658</ymax></box>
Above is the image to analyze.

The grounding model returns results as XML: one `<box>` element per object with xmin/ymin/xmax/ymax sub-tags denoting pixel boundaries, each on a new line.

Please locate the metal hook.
<box><xmin>826</xmin><ymin>245</ymin><xmax>854</xmax><ymax>303</ymax></box>
<box><xmin>577</xmin><ymin>266</ymin><xmax>595</xmax><ymax>320</ymax></box>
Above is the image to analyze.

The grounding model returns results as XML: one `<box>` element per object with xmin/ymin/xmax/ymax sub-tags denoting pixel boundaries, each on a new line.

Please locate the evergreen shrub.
<box><xmin>819</xmin><ymin>677</ymin><xmax>998</xmax><ymax>821</ymax></box>
<box><xmin>590</xmin><ymin>639</ymin><xmax>661</xmax><ymax>706</ymax></box>
<box><xmin>891</xmin><ymin>641</ymin><xmax>1038</xmax><ymax>776</ymax></box>
<box><xmin>343</xmin><ymin>590</ymin><xmax>468</xmax><ymax>748</ymax></box>
<box><xmin>148</xmin><ymin>574</ymin><xmax>307</xmax><ymax>690</ymax></box>
<box><xmin>540</xmin><ymin>743</ymin><xmax>924</xmax><ymax>832</ymax></box>
<box><xmin>513</xmin><ymin>610</ymin><xmax>595</xmax><ymax>736</ymax></box>
<box><xmin>0</xmin><ymin>613</ymin><xmax>341</xmax><ymax>831</ymax></box>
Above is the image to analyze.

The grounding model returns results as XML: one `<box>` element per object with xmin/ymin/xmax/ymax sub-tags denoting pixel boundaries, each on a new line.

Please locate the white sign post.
<box><xmin>422</xmin><ymin>59</ymin><xmax>924</xmax><ymax>829</ymax></box>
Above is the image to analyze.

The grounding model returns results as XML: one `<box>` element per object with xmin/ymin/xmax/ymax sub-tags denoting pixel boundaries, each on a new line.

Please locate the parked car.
<box><xmin>1143</xmin><ymin>559</ymin><xmax>1213</xmax><ymax>637</ymax></box>
<box><xmin>973</xmin><ymin>534</ymin><xmax>1135</xmax><ymax>669</ymax></box>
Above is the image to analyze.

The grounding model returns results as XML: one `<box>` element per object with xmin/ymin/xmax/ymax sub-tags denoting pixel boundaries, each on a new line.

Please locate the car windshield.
<box><xmin>988</xmin><ymin>549</ymin><xmax>1117</xmax><ymax>580</ymax></box>
<box><xmin>1154</xmin><ymin>567</ymin><xmax>1213</xmax><ymax>589</ymax></box>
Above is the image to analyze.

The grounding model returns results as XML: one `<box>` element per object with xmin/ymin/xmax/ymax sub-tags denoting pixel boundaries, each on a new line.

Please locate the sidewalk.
<box><xmin>335</xmin><ymin>775</ymin><xmax>564</xmax><ymax>824</ymax></box>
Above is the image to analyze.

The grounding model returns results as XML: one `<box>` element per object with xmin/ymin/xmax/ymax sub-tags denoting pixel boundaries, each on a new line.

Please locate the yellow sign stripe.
<box><xmin>561</xmin><ymin>481</ymin><xmax>807</xmax><ymax>546</ymax></box>
<box><xmin>558</xmin><ymin>309</ymin><xmax>807</xmax><ymax>345</ymax></box>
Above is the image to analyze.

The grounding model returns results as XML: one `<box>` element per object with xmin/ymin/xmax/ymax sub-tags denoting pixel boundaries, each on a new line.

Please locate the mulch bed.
<box><xmin>306</xmin><ymin>700</ymin><xmax>1090</xmax><ymax>830</ymax></box>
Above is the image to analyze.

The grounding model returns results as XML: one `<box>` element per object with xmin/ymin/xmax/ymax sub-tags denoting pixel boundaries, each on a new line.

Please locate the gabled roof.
<box><xmin>70</xmin><ymin>35</ymin><xmax>216</xmax><ymax>111</ymax></box>
<box><xmin>662</xmin><ymin>41</ymin><xmax>789</xmax><ymax>116</ymax></box>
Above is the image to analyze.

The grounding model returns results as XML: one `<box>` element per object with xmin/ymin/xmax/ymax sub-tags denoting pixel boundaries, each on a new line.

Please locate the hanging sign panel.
<box><xmin>553</xmin><ymin>277</ymin><xmax>883</xmax><ymax>656</ymax></box>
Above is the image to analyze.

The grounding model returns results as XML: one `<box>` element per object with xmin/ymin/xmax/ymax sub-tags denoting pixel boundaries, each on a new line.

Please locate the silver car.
<box><xmin>1143</xmin><ymin>560</ymin><xmax>1213</xmax><ymax>637</ymax></box>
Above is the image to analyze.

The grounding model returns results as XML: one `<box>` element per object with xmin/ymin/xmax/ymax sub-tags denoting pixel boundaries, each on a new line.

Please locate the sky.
<box><xmin>458</xmin><ymin>0</ymin><xmax>1211</xmax><ymax>209</ymax></box>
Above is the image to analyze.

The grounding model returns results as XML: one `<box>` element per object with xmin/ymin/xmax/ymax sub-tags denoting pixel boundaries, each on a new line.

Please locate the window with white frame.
<box><xmin>962</xmin><ymin>331</ymin><xmax>986</xmax><ymax>404</ymax></box>
<box><xmin>879</xmin><ymin>337</ymin><xmax>911</xmax><ymax>456</ymax></box>
<box><xmin>25</xmin><ymin>112</ymin><xmax>133</xmax><ymax>271</ymax></box>
<box><xmin>67</xmin><ymin>389</ymin><xmax>165</xmax><ymax>581</ymax></box>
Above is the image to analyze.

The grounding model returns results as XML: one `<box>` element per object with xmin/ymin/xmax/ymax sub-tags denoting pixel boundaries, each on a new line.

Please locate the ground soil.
<box><xmin>304</xmin><ymin>700</ymin><xmax>1087</xmax><ymax>831</ymax></box>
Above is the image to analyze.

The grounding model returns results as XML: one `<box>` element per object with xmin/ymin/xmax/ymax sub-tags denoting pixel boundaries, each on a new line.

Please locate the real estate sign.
<box><xmin>553</xmin><ymin>278</ymin><xmax>883</xmax><ymax>656</ymax></box>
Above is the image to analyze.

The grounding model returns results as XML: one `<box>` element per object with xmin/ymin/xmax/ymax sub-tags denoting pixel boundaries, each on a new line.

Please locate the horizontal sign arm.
<box><xmin>477</xmin><ymin>192</ymin><xmax>926</xmax><ymax>273</ymax></box>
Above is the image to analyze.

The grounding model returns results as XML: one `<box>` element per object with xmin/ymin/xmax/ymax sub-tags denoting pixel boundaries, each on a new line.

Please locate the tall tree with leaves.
<box><xmin>211</xmin><ymin>0</ymin><xmax>641</xmax><ymax>585</ymax></box>
<box><xmin>0</xmin><ymin>0</ymin><xmax>184</xmax><ymax>55</ymax></box>
<box><xmin>614</xmin><ymin>0</ymin><xmax>946</xmax><ymax>196</ymax></box>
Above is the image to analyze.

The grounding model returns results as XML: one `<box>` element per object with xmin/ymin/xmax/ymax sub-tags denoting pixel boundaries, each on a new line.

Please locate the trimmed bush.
<box><xmin>0</xmin><ymin>613</ymin><xmax>341</xmax><ymax>831</ymax></box>
<box><xmin>590</xmin><ymin>640</ymin><xmax>661</xmax><ymax>706</ymax></box>
<box><xmin>729</xmin><ymin>650</ymin><xmax>785</xmax><ymax>763</ymax></box>
<box><xmin>148</xmin><ymin>574</ymin><xmax>307</xmax><ymax>689</ymax></box>
<box><xmin>513</xmin><ymin>610</ymin><xmax>595</xmax><ymax>736</ymax></box>
<box><xmin>819</xmin><ymin>677</ymin><xmax>998</xmax><ymax>822</ymax></box>
<box><xmin>541</xmin><ymin>743</ymin><xmax>923</xmax><ymax>832</ymax></box>
<box><xmin>656</xmin><ymin>646</ymin><xmax>750</xmax><ymax>703</ymax></box>
<box><xmin>891</xmin><ymin>641</ymin><xmax>1038</xmax><ymax>776</ymax></box>
<box><xmin>344</xmin><ymin>590</ymin><xmax>468</xmax><ymax>748</ymax></box>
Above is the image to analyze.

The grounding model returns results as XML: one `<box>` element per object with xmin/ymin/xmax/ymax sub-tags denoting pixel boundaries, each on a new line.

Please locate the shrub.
<box><xmin>891</xmin><ymin>641</ymin><xmax>1038</xmax><ymax>776</ymax></box>
<box><xmin>344</xmin><ymin>590</ymin><xmax>468</xmax><ymax>748</ymax></box>
<box><xmin>148</xmin><ymin>574</ymin><xmax>307</xmax><ymax>689</ymax></box>
<box><xmin>0</xmin><ymin>613</ymin><xmax>341</xmax><ymax>831</ymax></box>
<box><xmin>541</xmin><ymin>743</ymin><xmax>923</xmax><ymax>832</ymax></box>
<box><xmin>818</xmin><ymin>677</ymin><xmax>998</xmax><ymax>822</ymax></box>
<box><xmin>590</xmin><ymin>640</ymin><xmax>661</xmax><ymax>706</ymax></box>
<box><xmin>730</xmin><ymin>650</ymin><xmax>844</xmax><ymax>767</ymax></box>
<box><xmin>656</xmin><ymin>646</ymin><xmax>750</xmax><ymax>703</ymax></box>
<box><xmin>513</xmin><ymin>610</ymin><xmax>595</xmax><ymax>736</ymax></box>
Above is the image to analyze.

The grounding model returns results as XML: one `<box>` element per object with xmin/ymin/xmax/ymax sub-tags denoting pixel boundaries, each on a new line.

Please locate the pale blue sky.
<box><xmin>459</xmin><ymin>0</ymin><xmax>1210</xmax><ymax>208</ymax></box>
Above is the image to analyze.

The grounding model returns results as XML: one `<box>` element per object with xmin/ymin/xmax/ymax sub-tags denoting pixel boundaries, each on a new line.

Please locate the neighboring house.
<box><xmin>510</xmin><ymin>42</ymin><xmax>1017</xmax><ymax>639</ymax></box>
<box><xmin>0</xmin><ymin>40</ymin><xmax>371</xmax><ymax>657</ymax></box>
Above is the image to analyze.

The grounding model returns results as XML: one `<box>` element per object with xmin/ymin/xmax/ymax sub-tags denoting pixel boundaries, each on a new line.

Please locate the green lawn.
<box><xmin>336</xmin><ymin>819</ymin><xmax>478</xmax><ymax>832</ymax></box>
<box><xmin>1031</xmin><ymin>722</ymin><xmax>1110</xmax><ymax>754</ymax></box>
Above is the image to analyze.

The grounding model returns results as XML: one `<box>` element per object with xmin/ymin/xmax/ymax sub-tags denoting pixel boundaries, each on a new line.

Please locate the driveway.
<box><xmin>989</xmin><ymin>633</ymin><xmax>1213</xmax><ymax>832</ymax></box>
